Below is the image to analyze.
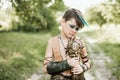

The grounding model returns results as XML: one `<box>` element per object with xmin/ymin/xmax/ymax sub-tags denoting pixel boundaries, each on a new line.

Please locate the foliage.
<box><xmin>50</xmin><ymin>0</ymin><xmax>68</xmax><ymax>11</ymax></box>
<box><xmin>8</xmin><ymin>0</ymin><xmax>66</xmax><ymax>32</ymax></box>
<box><xmin>85</xmin><ymin>6</ymin><xmax>106</xmax><ymax>27</ymax></box>
<box><xmin>100</xmin><ymin>2</ymin><xmax>120</xmax><ymax>25</ymax></box>
<box><xmin>108</xmin><ymin>0</ymin><xmax>120</xmax><ymax>3</ymax></box>
<box><xmin>0</xmin><ymin>32</ymin><xmax>51</xmax><ymax>80</ymax></box>
<box><xmin>85</xmin><ymin>1</ymin><xmax>120</xmax><ymax>27</ymax></box>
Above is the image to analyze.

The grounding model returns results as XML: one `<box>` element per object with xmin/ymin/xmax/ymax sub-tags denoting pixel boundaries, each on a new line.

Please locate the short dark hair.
<box><xmin>63</xmin><ymin>8</ymin><xmax>84</xmax><ymax>28</ymax></box>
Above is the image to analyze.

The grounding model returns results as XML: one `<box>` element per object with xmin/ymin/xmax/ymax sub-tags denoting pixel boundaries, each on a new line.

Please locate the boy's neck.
<box><xmin>60</xmin><ymin>32</ymin><xmax>69</xmax><ymax>41</ymax></box>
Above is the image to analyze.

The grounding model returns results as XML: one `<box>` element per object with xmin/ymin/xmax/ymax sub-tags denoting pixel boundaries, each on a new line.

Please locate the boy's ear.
<box><xmin>60</xmin><ymin>18</ymin><xmax>65</xmax><ymax>25</ymax></box>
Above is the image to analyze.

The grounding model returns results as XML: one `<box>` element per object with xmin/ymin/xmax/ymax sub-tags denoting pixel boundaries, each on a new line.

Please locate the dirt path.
<box><xmin>27</xmin><ymin>36</ymin><xmax>116</xmax><ymax>80</ymax></box>
<box><xmin>84</xmin><ymin>37</ymin><xmax>116</xmax><ymax>80</ymax></box>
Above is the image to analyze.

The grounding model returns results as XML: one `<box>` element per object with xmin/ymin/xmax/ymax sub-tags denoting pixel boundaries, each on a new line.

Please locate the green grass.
<box><xmin>0</xmin><ymin>32</ymin><xmax>51</xmax><ymax>80</ymax></box>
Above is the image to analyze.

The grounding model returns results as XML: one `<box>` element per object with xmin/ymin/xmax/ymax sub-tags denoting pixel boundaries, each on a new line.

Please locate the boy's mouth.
<box><xmin>69</xmin><ymin>33</ymin><xmax>75</xmax><ymax>37</ymax></box>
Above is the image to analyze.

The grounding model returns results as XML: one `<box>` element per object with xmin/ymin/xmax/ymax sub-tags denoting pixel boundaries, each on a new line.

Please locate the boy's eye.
<box><xmin>69</xmin><ymin>25</ymin><xmax>75</xmax><ymax>28</ymax></box>
<box><xmin>75</xmin><ymin>27</ymin><xmax>79</xmax><ymax>31</ymax></box>
<box><xmin>68</xmin><ymin>24</ymin><xmax>80</xmax><ymax>31</ymax></box>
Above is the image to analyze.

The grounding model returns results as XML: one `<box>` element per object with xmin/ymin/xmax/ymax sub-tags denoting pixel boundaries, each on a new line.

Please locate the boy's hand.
<box><xmin>71</xmin><ymin>65</ymin><xmax>84</xmax><ymax>74</ymax></box>
<box><xmin>67</xmin><ymin>57</ymin><xmax>79</xmax><ymax>67</ymax></box>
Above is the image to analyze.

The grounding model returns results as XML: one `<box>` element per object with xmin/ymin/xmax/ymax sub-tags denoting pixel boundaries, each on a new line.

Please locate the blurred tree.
<box><xmin>49</xmin><ymin>0</ymin><xmax>67</xmax><ymax>11</ymax></box>
<box><xmin>101</xmin><ymin>2</ymin><xmax>120</xmax><ymax>25</ymax></box>
<box><xmin>108</xmin><ymin>0</ymin><xmax>120</xmax><ymax>3</ymax></box>
<box><xmin>116</xmin><ymin>0</ymin><xmax>120</xmax><ymax>3</ymax></box>
<box><xmin>85</xmin><ymin>6</ymin><xmax>106</xmax><ymax>27</ymax></box>
<box><xmin>85</xmin><ymin>1</ymin><xmax>120</xmax><ymax>27</ymax></box>
<box><xmin>7</xmin><ymin>0</ymin><xmax>67</xmax><ymax>32</ymax></box>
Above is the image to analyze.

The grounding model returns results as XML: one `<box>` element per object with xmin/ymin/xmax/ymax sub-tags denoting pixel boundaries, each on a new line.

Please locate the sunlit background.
<box><xmin>64</xmin><ymin>0</ymin><xmax>106</xmax><ymax>12</ymax></box>
<box><xmin>0</xmin><ymin>0</ymin><xmax>120</xmax><ymax>80</ymax></box>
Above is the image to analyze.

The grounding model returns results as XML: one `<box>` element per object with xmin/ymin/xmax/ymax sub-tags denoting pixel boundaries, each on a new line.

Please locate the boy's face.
<box><xmin>61</xmin><ymin>18</ymin><xmax>80</xmax><ymax>38</ymax></box>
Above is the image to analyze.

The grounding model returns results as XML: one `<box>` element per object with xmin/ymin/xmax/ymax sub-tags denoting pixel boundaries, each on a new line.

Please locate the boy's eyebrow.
<box><xmin>69</xmin><ymin>24</ymin><xmax>76</xmax><ymax>26</ymax></box>
<box><xmin>69</xmin><ymin>24</ymin><xmax>78</xmax><ymax>27</ymax></box>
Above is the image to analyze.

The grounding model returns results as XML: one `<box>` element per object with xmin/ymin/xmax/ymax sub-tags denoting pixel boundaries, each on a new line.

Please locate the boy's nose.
<box><xmin>71</xmin><ymin>29</ymin><xmax>77</xmax><ymax>33</ymax></box>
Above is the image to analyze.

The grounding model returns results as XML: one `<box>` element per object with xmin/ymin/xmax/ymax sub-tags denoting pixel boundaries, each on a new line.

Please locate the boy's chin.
<box><xmin>68</xmin><ymin>35</ymin><xmax>75</xmax><ymax>39</ymax></box>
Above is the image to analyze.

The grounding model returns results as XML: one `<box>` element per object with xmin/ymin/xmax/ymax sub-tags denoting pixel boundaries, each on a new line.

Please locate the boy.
<box><xmin>43</xmin><ymin>8</ymin><xmax>91</xmax><ymax>80</ymax></box>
